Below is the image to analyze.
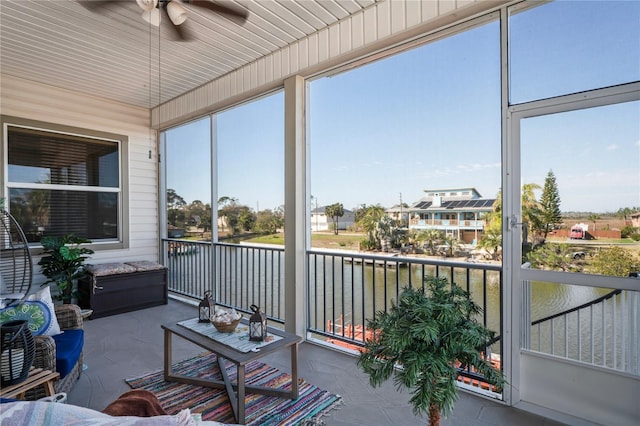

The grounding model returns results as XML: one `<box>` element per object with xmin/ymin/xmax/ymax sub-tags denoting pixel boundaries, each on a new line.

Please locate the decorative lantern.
<box><xmin>1</xmin><ymin>320</ymin><xmax>35</xmax><ymax>386</ymax></box>
<box><xmin>249</xmin><ymin>304</ymin><xmax>267</xmax><ymax>342</ymax></box>
<box><xmin>199</xmin><ymin>291</ymin><xmax>214</xmax><ymax>323</ymax></box>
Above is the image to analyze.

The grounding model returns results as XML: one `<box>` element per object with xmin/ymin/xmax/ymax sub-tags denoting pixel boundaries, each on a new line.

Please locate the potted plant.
<box><xmin>357</xmin><ymin>276</ymin><xmax>505</xmax><ymax>426</ymax></box>
<box><xmin>38</xmin><ymin>234</ymin><xmax>94</xmax><ymax>303</ymax></box>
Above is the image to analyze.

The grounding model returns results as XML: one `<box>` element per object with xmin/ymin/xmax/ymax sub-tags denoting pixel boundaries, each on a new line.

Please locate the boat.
<box><xmin>343</xmin><ymin>254</ymin><xmax>408</xmax><ymax>268</ymax></box>
<box><xmin>167</xmin><ymin>242</ymin><xmax>199</xmax><ymax>256</ymax></box>
<box><xmin>326</xmin><ymin>315</ymin><xmax>373</xmax><ymax>351</ymax></box>
<box><xmin>326</xmin><ymin>316</ymin><xmax>502</xmax><ymax>392</ymax></box>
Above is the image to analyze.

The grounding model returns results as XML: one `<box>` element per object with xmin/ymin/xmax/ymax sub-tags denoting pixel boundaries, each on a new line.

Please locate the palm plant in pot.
<box><xmin>38</xmin><ymin>234</ymin><xmax>94</xmax><ymax>303</ymax></box>
<box><xmin>357</xmin><ymin>276</ymin><xmax>505</xmax><ymax>426</ymax></box>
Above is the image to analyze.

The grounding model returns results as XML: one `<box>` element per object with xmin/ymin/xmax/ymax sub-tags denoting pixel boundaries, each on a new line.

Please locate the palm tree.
<box><xmin>325</xmin><ymin>202</ymin><xmax>345</xmax><ymax>235</ymax></box>
<box><xmin>482</xmin><ymin>183</ymin><xmax>543</xmax><ymax>252</ymax></box>
<box><xmin>357</xmin><ymin>276</ymin><xmax>505</xmax><ymax>426</ymax></box>
<box><xmin>418</xmin><ymin>229</ymin><xmax>443</xmax><ymax>255</ymax></box>
<box><xmin>478</xmin><ymin>230</ymin><xmax>502</xmax><ymax>261</ymax></box>
<box><xmin>357</xmin><ymin>205</ymin><xmax>386</xmax><ymax>249</ymax></box>
<box><xmin>521</xmin><ymin>183</ymin><xmax>542</xmax><ymax>239</ymax></box>
<box><xmin>375</xmin><ymin>215</ymin><xmax>395</xmax><ymax>251</ymax></box>
<box><xmin>478</xmin><ymin>192</ymin><xmax>503</xmax><ymax>260</ymax></box>
<box><xmin>442</xmin><ymin>234</ymin><xmax>462</xmax><ymax>257</ymax></box>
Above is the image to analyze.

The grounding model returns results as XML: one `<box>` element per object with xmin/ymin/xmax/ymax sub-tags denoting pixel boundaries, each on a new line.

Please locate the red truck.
<box><xmin>569</xmin><ymin>223</ymin><xmax>589</xmax><ymax>239</ymax></box>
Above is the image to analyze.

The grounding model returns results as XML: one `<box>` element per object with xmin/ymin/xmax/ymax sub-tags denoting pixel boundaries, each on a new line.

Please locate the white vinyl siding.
<box><xmin>0</xmin><ymin>75</ymin><xmax>159</xmax><ymax>272</ymax></box>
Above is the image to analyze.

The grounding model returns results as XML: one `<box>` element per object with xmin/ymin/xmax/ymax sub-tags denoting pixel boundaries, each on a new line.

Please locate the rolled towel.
<box><xmin>102</xmin><ymin>389</ymin><xmax>168</xmax><ymax>417</ymax></box>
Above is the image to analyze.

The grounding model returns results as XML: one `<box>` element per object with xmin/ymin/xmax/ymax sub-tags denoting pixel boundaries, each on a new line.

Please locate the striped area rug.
<box><xmin>126</xmin><ymin>353</ymin><xmax>342</xmax><ymax>425</ymax></box>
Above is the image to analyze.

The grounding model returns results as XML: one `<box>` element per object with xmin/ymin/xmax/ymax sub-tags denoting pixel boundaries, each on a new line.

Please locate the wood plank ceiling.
<box><xmin>0</xmin><ymin>0</ymin><xmax>378</xmax><ymax>109</ymax></box>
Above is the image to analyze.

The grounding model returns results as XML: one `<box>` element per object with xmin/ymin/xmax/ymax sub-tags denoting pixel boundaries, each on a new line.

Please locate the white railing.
<box><xmin>525</xmin><ymin>284</ymin><xmax>639</xmax><ymax>375</ymax></box>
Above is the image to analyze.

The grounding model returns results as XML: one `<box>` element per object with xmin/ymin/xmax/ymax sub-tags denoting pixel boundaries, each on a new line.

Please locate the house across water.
<box><xmin>408</xmin><ymin>188</ymin><xmax>496</xmax><ymax>244</ymax></box>
<box><xmin>310</xmin><ymin>206</ymin><xmax>356</xmax><ymax>232</ymax></box>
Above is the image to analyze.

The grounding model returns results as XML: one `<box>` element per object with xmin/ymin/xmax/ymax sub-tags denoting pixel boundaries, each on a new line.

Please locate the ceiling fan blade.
<box><xmin>77</xmin><ymin>1</ymin><xmax>115</xmax><ymax>12</ymax></box>
<box><xmin>187</xmin><ymin>0</ymin><xmax>248</xmax><ymax>24</ymax></box>
<box><xmin>161</xmin><ymin>5</ymin><xmax>194</xmax><ymax>41</ymax></box>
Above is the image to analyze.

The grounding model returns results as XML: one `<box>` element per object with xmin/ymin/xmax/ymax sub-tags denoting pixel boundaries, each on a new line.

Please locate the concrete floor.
<box><xmin>67</xmin><ymin>298</ymin><xmax>565</xmax><ymax>425</ymax></box>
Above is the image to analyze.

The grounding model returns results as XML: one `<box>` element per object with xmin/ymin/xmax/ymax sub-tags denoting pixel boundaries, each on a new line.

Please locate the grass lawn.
<box><xmin>245</xmin><ymin>232</ymin><xmax>365</xmax><ymax>249</ymax></box>
<box><xmin>247</xmin><ymin>234</ymin><xmax>285</xmax><ymax>245</ymax></box>
<box><xmin>311</xmin><ymin>232</ymin><xmax>364</xmax><ymax>249</ymax></box>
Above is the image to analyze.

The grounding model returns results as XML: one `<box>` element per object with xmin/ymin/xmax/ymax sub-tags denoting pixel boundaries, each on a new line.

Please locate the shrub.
<box><xmin>589</xmin><ymin>247</ymin><xmax>639</xmax><ymax>277</ymax></box>
<box><xmin>620</xmin><ymin>224</ymin><xmax>638</xmax><ymax>239</ymax></box>
<box><xmin>526</xmin><ymin>243</ymin><xmax>579</xmax><ymax>272</ymax></box>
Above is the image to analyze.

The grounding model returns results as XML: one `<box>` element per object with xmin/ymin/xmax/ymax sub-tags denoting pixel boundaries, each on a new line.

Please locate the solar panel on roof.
<box><xmin>413</xmin><ymin>198</ymin><xmax>495</xmax><ymax>211</ymax></box>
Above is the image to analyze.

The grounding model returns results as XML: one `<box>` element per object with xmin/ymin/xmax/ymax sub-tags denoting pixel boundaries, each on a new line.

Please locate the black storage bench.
<box><xmin>78</xmin><ymin>261</ymin><xmax>168</xmax><ymax>319</ymax></box>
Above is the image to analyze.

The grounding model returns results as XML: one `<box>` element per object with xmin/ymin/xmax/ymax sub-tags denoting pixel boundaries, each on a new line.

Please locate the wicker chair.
<box><xmin>27</xmin><ymin>304</ymin><xmax>84</xmax><ymax>399</ymax></box>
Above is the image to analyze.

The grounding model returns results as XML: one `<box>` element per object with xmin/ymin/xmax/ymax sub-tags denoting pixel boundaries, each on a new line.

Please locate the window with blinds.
<box><xmin>6</xmin><ymin>124</ymin><xmax>121</xmax><ymax>244</ymax></box>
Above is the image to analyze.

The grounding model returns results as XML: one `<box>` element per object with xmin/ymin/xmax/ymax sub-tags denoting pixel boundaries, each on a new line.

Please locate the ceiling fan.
<box><xmin>81</xmin><ymin>0</ymin><xmax>249</xmax><ymax>41</ymax></box>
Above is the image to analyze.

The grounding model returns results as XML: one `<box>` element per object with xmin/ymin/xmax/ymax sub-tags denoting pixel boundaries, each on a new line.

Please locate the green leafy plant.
<box><xmin>357</xmin><ymin>276</ymin><xmax>505</xmax><ymax>426</ymax></box>
<box><xmin>621</xmin><ymin>224</ymin><xmax>639</xmax><ymax>240</ymax></box>
<box><xmin>38</xmin><ymin>234</ymin><xmax>94</xmax><ymax>303</ymax></box>
<box><xmin>526</xmin><ymin>243</ymin><xmax>580</xmax><ymax>272</ymax></box>
<box><xmin>588</xmin><ymin>246</ymin><xmax>639</xmax><ymax>277</ymax></box>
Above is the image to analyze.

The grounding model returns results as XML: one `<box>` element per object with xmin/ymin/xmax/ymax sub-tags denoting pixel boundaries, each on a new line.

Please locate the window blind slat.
<box><xmin>8</xmin><ymin>128</ymin><xmax>119</xmax><ymax>188</ymax></box>
<box><xmin>7</xmin><ymin>126</ymin><xmax>121</xmax><ymax>244</ymax></box>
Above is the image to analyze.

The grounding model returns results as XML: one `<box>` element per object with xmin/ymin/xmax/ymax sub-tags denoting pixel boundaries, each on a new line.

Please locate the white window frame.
<box><xmin>1</xmin><ymin>115</ymin><xmax>129</xmax><ymax>251</ymax></box>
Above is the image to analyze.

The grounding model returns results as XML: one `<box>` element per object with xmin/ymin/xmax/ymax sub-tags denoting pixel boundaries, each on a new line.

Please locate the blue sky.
<box><xmin>309</xmin><ymin>19</ymin><xmax>501</xmax><ymax>211</ymax></box>
<box><xmin>165</xmin><ymin>118</ymin><xmax>212</xmax><ymax>204</ymax></box>
<box><xmin>165</xmin><ymin>0</ymin><xmax>639</xmax><ymax>214</ymax></box>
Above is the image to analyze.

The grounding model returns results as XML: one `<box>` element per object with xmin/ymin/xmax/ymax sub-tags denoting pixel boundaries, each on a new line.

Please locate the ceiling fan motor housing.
<box><xmin>86</xmin><ymin>0</ymin><xmax>249</xmax><ymax>40</ymax></box>
<box><xmin>136</xmin><ymin>0</ymin><xmax>158</xmax><ymax>12</ymax></box>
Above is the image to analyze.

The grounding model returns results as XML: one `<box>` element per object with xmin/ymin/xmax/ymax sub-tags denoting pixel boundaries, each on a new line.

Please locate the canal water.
<box><xmin>167</xmin><ymin>242</ymin><xmax>629</xmax><ymax>366</ymax></box>
<box><xmin>308</xmin><ymin>258</ymin><xmax>611</xmax><ymax>338</ymax></box>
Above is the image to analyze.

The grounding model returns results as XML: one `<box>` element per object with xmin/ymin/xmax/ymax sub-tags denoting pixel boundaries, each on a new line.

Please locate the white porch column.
<box><xmin>284</xmin><ymin>75</ymin><xmax>307</xmax><ymax>337</ymax></box>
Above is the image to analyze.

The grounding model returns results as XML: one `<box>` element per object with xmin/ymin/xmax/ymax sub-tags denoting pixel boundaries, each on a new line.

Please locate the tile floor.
<box><xmin>66</xmin><ymin>299</ymin><xmax>566</xmax><ymax>425</ymax></box>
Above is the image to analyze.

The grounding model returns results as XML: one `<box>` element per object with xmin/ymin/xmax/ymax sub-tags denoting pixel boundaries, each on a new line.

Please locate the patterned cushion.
<box><xmin>0</xmin><ymin>286</ymin><xmax>62</xmax><ymax>336</ymax></box>
<box><xmin>124</xmin><ymin>261</ymin><xmax>166</xmax><ymax>272</ymax></box>
<box><xmin>86</xmin><ymin>263</ymin><xmax>136</xmax><ymax>276</ymax></box>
